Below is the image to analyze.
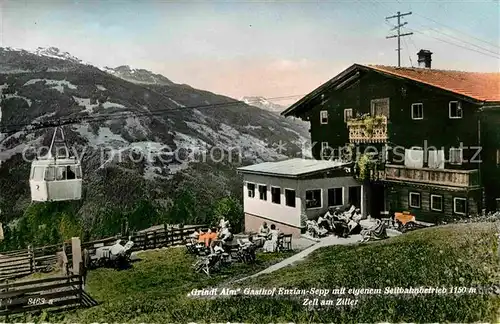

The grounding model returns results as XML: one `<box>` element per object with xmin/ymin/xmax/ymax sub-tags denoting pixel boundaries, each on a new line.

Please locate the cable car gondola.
<box><xmin>29</xmin><ymin>127</ymin><xmax>82</xmax><ymax>202</ymax></box>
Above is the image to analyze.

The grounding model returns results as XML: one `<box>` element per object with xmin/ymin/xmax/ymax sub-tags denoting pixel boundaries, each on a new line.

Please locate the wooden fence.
<box><xmin>64</xmin><ymin>225</ymin><xmax>206</xmax><ymax>264</ymax></box>
<box><xmin>0</xmin><ymin>273</ymin><xmax>97</xmax><ymax>317</ymax></box>
<box><xmin>0</xmin><ymin>246</ymin><xmax>59</xmax><ymax>282</ymax></box>
<box><xmin>0</xmin><ymin>224</ymin><xmax>206</xmax><ymax>281</ymax></box>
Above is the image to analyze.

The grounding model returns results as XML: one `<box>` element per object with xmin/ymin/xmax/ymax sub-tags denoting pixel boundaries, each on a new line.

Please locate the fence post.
<box><xmin>179</xmin><ymin>228</ymin><xmax>184</xmax><ymax>244</ymax></box>
<box><xmin>79</xmin><ymin>262</ymin><xmax>84</xmax><ymax>304</ymax></box>
<box><xmin>144</xmin><ymin>232</ymin><xmax>148</xmax><ymax>250</ymax></box>
<box><xmin>170</xmin><ymin>227</ymin><xmax>175</xmax><ymax>246</ymax></box>
<box><xmin>163</xmin><ymin>223</ymin><xmax>168</xmax><ymax>247</ymax></box>
<box><xmin>153</xmin><ymin>231</ymin><xmax>157</xmax><ymax>249</ymax></box>
<box><xmin>71</xmin><ymin>237</ymin><xmax>82</xmax><ymax>276</ymax></box>
<box><xmin>28</xmin><ymin>245</ymin><xmax>34</xmax><ymax>274</ymax></box>
<box><xmin>5</xmin><ymin>279</ymin><xmax>8</xmax><ymax>322</ymax></box>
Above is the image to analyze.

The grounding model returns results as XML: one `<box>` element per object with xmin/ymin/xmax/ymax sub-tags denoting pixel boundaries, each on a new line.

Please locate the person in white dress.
<box><xmin>263</xmin><ymin>224</ymin><xmax>281</xmax><ymax>252</ymax></box>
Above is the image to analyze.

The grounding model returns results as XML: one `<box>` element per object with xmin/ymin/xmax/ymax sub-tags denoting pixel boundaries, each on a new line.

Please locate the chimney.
<box><xmin>417</xmin><ymin>49</ymin><xmax>432</xmax><ymax>68</ymax></box>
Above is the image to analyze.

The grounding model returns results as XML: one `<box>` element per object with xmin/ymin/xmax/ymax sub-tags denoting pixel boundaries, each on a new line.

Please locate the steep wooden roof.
<box><xmin>282</xmin><ymin>64</ymin><xmax>500</xmax><ymax>117</ymax></box>
<box><xmin>368</xmin><ymin>65</ymin><xmax>500</xmax><ymax>102</ymax></box>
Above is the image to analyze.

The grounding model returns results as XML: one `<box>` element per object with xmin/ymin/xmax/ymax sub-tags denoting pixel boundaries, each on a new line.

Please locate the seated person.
<box><xmin>198</xmin><ymin>230</ymin><xmax>208</xmax><ymax>245</ymax></box>
<box><xmin>317</xmin><ymin>214</ymin><xmax>331</xmax><ymax>232</ymax></box>
<box><xmin>219</xmin><ymin>217</ymin><xmax>230</xmax><ymax>230</ymax></box>
<box><xmin>218</xmin><ymin>226</ymin><xmax>233</xmax><ymax>244</ymax></box>
<box><xmin>347</xmin><ymin>214</ymin><xmax>362</xmax><ymax>235</ymax></box>
<box><xmin>324</xmin><ymin>207</ymin><xmax>336</xmax><ymax>227</ymax></box>
<box><xmin>352</xmin><ymin>208</ymin><xmax>363</xmax><ymax>223</ymax></box>
<box><xmin>263</xmin><ymin>224</ymin><xmax>281</xmax><ymax>252</ymax></box>
<box><xmin>346</xmin><ymin>204</ymin><xmax>356</xmax><ymax>217</ymax></box>
<box><xmin>189</xmin><ymin>228</ymin><xmax>201</xmax><ymax>242</ymax></box>
<box><xmin>258</xmin><ymin>222</ymin><xmax>270</xmax><ymax>238</ymax></box>
<box><xmin>332</xmin><ymin>207</ymin><xmax>343</xmax><ymax>222</ymax></box>
<box><xmin>306</xmin><ymin>220</ymin><xmax>329</xmax><ymax>237</ymax></box>
<box><xmin>204</xmin><ymin>228</ymin><xmax>218</xmax><ymax>247</ymax></box>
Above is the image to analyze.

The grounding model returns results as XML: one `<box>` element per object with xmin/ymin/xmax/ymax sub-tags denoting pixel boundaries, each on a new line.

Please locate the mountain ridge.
<box><xmin>0</xmin><ymin>46</ymin><xmax>310</xmax><ymax>229</ymax></box>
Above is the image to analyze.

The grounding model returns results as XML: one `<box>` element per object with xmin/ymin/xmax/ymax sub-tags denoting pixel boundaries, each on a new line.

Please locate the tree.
<box><xmin>58</xmin><ymin>212</ymin><xmax>83</xmax><ymax>241</ymax></box>
<box><xmin>128</xmin><ymin>200</ymin><xmax>158</xmax><ymax>231</ymax></box>
<box><xmin>166</xmin><ymin>189</ymin><xmax>198</xmax><ymax>225</ymax></box>
<box><xmin>209</xmin><ymin>196</ymin><xmax>243</xmax><ymax>233</ymax></box>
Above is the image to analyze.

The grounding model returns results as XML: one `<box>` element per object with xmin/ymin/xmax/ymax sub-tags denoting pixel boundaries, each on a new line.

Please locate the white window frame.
<box><xmin>327</xmin><ymin>187</ymin><xmax>344</xmax><ymax>207</ymax></box>
<box><xmin>449</xmin><ymin>147</ymin><xmax>463</xmax><ymax>165</ymax></box>
<box><xmin>344</xmin><ymin>108</ymin><xmax>353</xmax><ymax>122</ymax></box>
<box><xmin>411</xmin><ymin>103</ymin><xmax>423</xmax><ymax>120</ymax></box>
<box><xmin>409</xmin><ymin>192</ymin><xmax>421</xmax><ymax>208</ymax></box>
<box><xmin>430</xmin><ymin>194</ymin><xmax>443</xmax><ymax>212</ymax></box>
<box><xmin>320</xmin><ymin>110</ymin><xmax>328</xmax><ymax>124</ymax></box>
<box><xmin>321</xmin><ymin>142</ymin><xmax>331</xmax><ymax>159</ymax></box>
<box><xmin>258</xmin><ymin>184</ymin><xmax>267</xmax><ymax>201</ymax></box>
<box><xmin>305</xmin><ymin>188</ymin><xmax>323</xmax><ymax>210</ymax></box>
<box><xmin>449</xmin><ymin>101</ymin><xmax>463</xmax><ymax>119</ymax></box>
<box><xmin>284</xmin><ymin>188</ymin><xmax>296</xmax><ymax>208</ymax></box>
<box><xmin>246</xmin><ymin>182</ymin><xmax>255</xmax><ymax>198</ymax></box>
<box><xmin>453</xmin><ymin>197</ymin><xmax>467</xmax><ymax>215</ymax></box>
<box><xmin>271</xmin><ymin>186</ymin><xmax>281</xmax><ymax>205</ymax></box>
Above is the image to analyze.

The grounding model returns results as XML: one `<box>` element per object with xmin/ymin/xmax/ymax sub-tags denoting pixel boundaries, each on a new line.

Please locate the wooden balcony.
<box><xmin>382</xmin><ymin>164</ymin><xmax>480</xmax><ymax>188</ymax></box>
<box><xmin>346</xmin><ymin>115</ymin><xmax>388</xmax><ymax>143</ymax></box>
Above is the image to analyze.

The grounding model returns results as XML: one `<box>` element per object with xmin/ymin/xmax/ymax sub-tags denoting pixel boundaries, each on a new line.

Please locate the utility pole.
<box><xmin>386</xmin><ymin>11</ymin><xmax>413</xmax><ymax>67</ymax></box>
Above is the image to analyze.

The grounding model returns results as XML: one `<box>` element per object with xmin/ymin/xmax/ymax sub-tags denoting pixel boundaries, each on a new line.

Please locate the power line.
<box><xmin>402</xmin><ymin>37</ymin><xmax>414</xmax><ymax>67</ymax></box>
<box><xmin>413</xmin><ymin>25</ymin><xmax>499</xmax><ymax>56</ymax></box>
<box><xmin>386</xmin><ymin>11</ymin><xmax>414</xmax><ymax>67</ymax></box>
<box><xmin>413</xmin><ymin>11</ymin><xmax>500</xmax><ymax>50</ymax></box>
<box><xmin>406</xmin><ymin>27</ymin><xmax>500</xmax><ymax>60</ymax></box>
<box><xmin>0</xmin><ymin>93</ymin><xmax>305</xmax><ymax>138</ymax></box>
<box><xmin>392</xmin><ymin>0</ymin><xmax>499</xmax><ymax>50</ymax></box>
<box><xmin>369</xmin><ymin>0</ymin><xmax>500</xmax><ymax>61</ymax></box>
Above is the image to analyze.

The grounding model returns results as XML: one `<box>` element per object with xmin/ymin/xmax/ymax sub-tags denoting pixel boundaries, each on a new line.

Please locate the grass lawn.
<box><xmin>11</xmin><ymin>222</ymin><xmax>500</xmax><ymax>323</ymax></box>
<box><xmin>35</xmin><ymin>247</ymin><xmax>294</xmax><ymax>323</ymax></box>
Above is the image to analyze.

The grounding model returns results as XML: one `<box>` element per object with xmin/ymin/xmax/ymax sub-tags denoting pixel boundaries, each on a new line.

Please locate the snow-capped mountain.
<box><xmin>241</xmin><ymin>96</ymin><xmax>286</xmax><ymax>113</ymax></box>
<box><xmin>31</xmin><ymin>47</ymin><xmax>82</xmax><ymax>63</ymax></box>
<box><xmin>0</xmin><ymin>46</ymin><xmax>310</xmax><ymax>222</ymax></box>
<box><xmin>102</xmin><ymin>65</ymin><xmax>174</xmax><ymax>86</ymax></box>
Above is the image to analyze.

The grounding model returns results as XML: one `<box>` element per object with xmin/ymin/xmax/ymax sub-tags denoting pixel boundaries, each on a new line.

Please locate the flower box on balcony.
<box><xmin>346</xmin><ymin>115</ymin><xmax>388</xmax><ymax>143</ymax></box>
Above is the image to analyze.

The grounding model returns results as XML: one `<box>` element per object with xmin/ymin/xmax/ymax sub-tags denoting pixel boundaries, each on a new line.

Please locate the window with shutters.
<box><xmin>371</xmin><ymin>98</ymin><xmax>390</xmax><ymax>118</ymax></box>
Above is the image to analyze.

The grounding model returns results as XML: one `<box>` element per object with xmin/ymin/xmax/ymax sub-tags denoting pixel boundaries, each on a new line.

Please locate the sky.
<box><xmin>1</xmin><ymin>0</ymin><xmax>499</xmax><ymax>105</ymax></box>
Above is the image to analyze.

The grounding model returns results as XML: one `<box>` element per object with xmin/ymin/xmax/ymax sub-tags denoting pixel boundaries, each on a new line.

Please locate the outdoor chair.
<box><xmin>185</xmin><ymin>242</ymin><xmax>198</xmax><ymax>254</ymax></box>
<box><xmin>193</xmin><ymin>253</ymin><xmax>223</xmax><ymax>276</ymax></box>
<box><xmin>279</xmin><ymin>234</ymin><xmax>292</xmax><ymax>251</ymax></box>
<box><xmin>236</xmin><ymin>239</ymin><xmax>256</xmax><ymax>264</ymax></box>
